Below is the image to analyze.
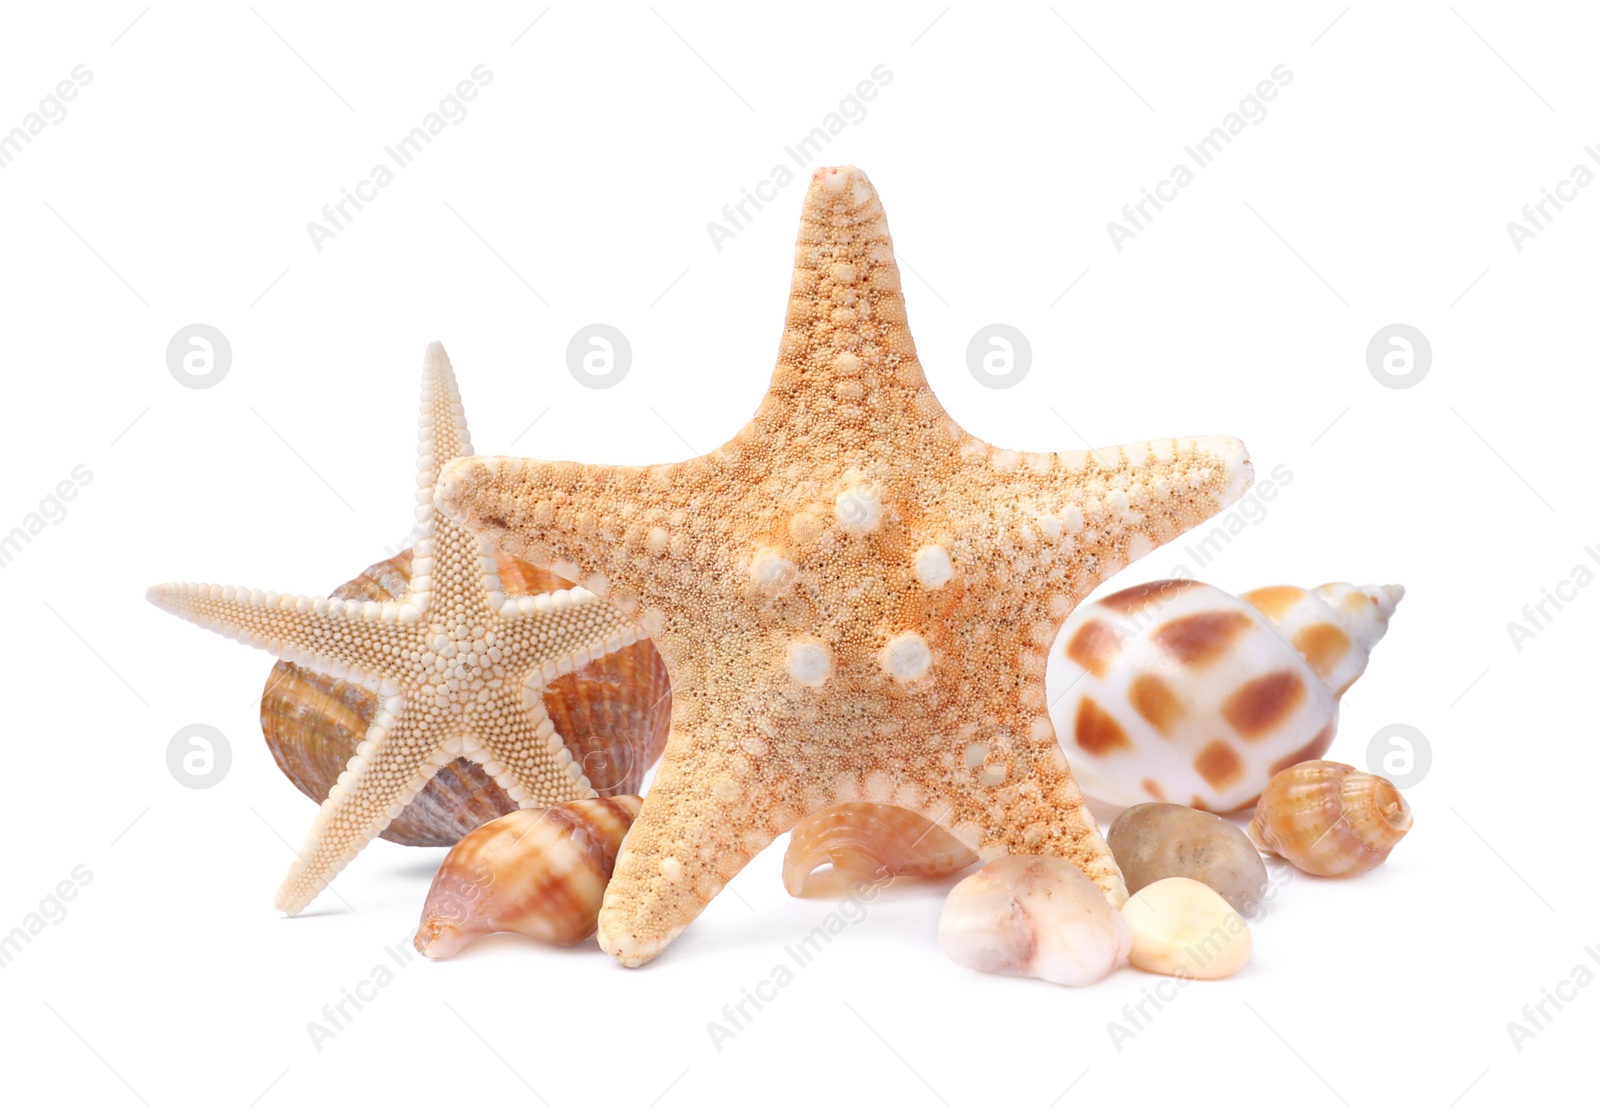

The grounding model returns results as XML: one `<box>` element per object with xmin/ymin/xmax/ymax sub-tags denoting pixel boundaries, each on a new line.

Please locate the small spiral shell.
<box><xmin>414</xmin><ymin>796</ymin><xmax>642</xmax><ymax>956</ymax></box>
<box><xmin>783</xmin><ymin>803</ymin><xmax>977</xmax><ymax>897</ymax></box>
<box><xmin>1247</xmin><ymin>760</ymin><xmax>1412</xmax><ymax>877</ymax></box>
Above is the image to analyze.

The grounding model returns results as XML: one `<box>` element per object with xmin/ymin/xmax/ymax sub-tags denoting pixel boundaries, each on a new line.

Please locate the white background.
<box><xmin>1</xmin><ymin>2</ymin><xmax>1593</xmax><ymax>1110</ymax></box>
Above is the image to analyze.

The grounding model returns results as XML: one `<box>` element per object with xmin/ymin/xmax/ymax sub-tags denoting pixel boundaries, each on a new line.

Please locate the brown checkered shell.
<box><xmin>1046</xmin><ymin>580</ymin><xmax>1402</xmax><ymax>813</ymax></box>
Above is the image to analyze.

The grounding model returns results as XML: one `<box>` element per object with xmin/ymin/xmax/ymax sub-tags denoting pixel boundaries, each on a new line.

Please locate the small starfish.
<box><xmin>149</xmin><ymin>344</ymin><xmax>642</xmax><ymax>914</ymax></box>
<box><xmin>436</xmin><ymin>166</ymin><xmax>1254</xmax><ymax>965</ymax></box>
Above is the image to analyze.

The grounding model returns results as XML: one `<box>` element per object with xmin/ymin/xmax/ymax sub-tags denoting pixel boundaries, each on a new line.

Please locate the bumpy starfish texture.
<box><xmin>148</xmin><ymin>344</ymin><xmax>642</xmax><ymax>914</ymax></box>
<box><xmin>436</xmin><ymin>167</ymin><xmax>1254</xmax><ymax>966</ymax></box>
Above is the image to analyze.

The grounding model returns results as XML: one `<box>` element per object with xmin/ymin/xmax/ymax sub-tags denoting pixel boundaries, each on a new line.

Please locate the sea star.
<box><xmin>435</xmin><ymin>166</ymin><xmax>1254</xmax><ymax>966</ymax></box>
<box><xmin>148</xmin><ymin>344</ymin><xmax>644</xmax><ymax>914</ymax></box>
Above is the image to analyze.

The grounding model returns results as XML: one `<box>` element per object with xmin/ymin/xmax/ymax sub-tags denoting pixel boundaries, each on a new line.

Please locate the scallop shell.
<box><xmin>783</xmin><ymin>802</ymin><xmax>977</xmax><ymax>897</ymax></box>
<box><xmin>1247</xmin><ymin>760</ymin><xmax>1412</xmax><ymax>877</ymax></box>
<box><xmin>261</xmin><ymin>549</ymin><xmax>670</xmax><ymax>846</ymax></box>
<box><xmin>414</xmin><ymin>796</ymin><xmax>641</xmax><ymax>956</ymax></box>
<box><xmin>1046</xmin><ymin>579</ymin><xmax>1402</xmax><ymax>812</ymax></box>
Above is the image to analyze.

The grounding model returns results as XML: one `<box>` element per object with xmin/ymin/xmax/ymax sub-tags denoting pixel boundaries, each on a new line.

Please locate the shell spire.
<box><xmin>1240</xmin><ymin>581</ymin><xmax>1405</xmax><ymax>695</ymax></box>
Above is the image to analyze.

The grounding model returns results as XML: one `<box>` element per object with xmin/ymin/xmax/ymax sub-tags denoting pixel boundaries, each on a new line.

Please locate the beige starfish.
<box><xmin>435</xmin><ymin>166</ymin><xmax>1254</xmax><ymax>966</ymax></box>
<box><xmin>148</xmin><ymin>344</ymin><xmax>642</xmax><ymax>914</ymax></box>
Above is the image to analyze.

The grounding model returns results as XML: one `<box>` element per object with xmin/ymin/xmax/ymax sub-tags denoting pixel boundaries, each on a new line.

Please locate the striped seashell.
<box><xmin>783</xmin><ymin>802</ymin><xmax>978</xmax><ymax>897</ymax></box>
<box><xmin>1248</xmin><ymin>760</ymin><xmax>1412</xmax><ymax>877</ymax></box>
<box><xmin>261</xmin><ymin>549</ymin><xmax>670</xmax><ymax>846</ymax></box>
<box><xmin>414</xmin><ymin>795</ymin><xmax>642</xmax><ymax>956</ymax></box>
<box><xmin>1046</xmin><ymin>579</ymin><xmax>1402</xmax><ymax>813</ymax></box>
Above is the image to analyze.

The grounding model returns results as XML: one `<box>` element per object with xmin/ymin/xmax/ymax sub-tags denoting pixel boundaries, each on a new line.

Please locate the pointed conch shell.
<box><xmin>414</xmin><ymin>796</ymin><xmax>642</xmax><ymax>956</ymax></box>
<box><xmin>1046</xmin><ymin>579</ymin><xmax>1403</xmax><ymax>813</ymax></box>
<box><xmin>783</xmin><ymin>803</ymin><xmax>977</xmax><ymax>897</ymax></box>
<box><xmin>1247</xmin><ymin>760</ymin><xmax>1412</xmax><ymax>877</ymax></box>
<box><xmin>261</xmin><ymin>550</ymin><xmax>670</xmax><ymax>845</ymax></box>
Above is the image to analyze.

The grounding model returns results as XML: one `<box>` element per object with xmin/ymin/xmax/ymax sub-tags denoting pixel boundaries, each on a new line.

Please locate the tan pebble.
<box><xmin>1121</xmin><ymin>876</ymin><xmax>1251</xmax><ymax>978</ymax></box>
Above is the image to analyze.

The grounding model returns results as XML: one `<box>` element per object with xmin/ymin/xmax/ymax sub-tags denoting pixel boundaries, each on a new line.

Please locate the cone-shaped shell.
<box><xmin>1238</xmin><ymin>582</ymin><xmax>1404</xmax><ymax>695</ymax></box>
<box><xmin>1248</xmin><ymin>760</ymin><xmax>1412</xmax><ymax>876</ymax></box>
<box><xmin>262</xmin><ymin>550</ymin><xmax>670</xmax><ymax>846</ymax></box>
<box><xmin>1046</xmin><ymin>579</ymin><xmax>1402</xmax><ymax>813</ymax></box>
<box><xmin>783</xmin><ymin>802</ymin><xmax>977</xmax><ymax>897</ymax></box>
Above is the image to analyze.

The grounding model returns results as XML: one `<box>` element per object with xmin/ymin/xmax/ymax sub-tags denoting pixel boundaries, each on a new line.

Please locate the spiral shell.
<box><xmin>1247</xmin><ymin>760</ymin><xmax>1412</xmax><ymax>877</ymax></box>
<box><xmin>1046</xmin><ymin>579</ymin><xmax>1402</xmax><ymax>812</ymax></box>
<box><xmin>414</xmin><ymin>796</ymin><xmax>642</xmax><ymax>956</ymax></box>
<box><xmin>261</xmin><ymin>549</ymin><xmax>670</xmax><ymax>846</ymax></box>
<box><xmin>783</xmin><ymin>803</ymin><xmax>977</xmax><ymax>897</ymax></box>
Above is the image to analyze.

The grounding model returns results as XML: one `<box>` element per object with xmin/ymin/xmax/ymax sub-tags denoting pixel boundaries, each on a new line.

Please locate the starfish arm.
<box><xmin>146</xmin><ymin>581</ymin><xmax>418</xmax><ymax>684</ymax></box>
<box><xmin>954</xmin><ymin>434</ymin><xmax>1253</xmax><ymax>589</ymax></box>
<box><xmin>495</xmin><ymin>587</ymin><xmax>646</xmax><ymax>684</ymax></box>
<box><xmin>596</xmin><ymin>733</ymin><xmax>787</xmax><ymax>967</ymax></box>
<box><xmin>469</xmin><ymin>697</ymin><xmax>590</xmax><ymax>807</ymax></box>
<box><xmin>938</xmin><ymin>705</ymin><xmax>1129</xmax><ymax>901</ymax></box>
<box><xmin>436</xmin><ymin>456</ymin><xmax>709</xmax><ymax>632</ymax></box>
<box><xmin>467</xmin><ymin>593</ymin><xmax>649</xmax><ymax>805</ymax></box>
<box><xmin>274</xmin><ymin>699</ymin><xmax>450</xmax><ymax>913</ymax></box>
<box><xmin>414</xmin><ymin>343</ymin><xmax>511</xmax><ymax>616</ymax></box>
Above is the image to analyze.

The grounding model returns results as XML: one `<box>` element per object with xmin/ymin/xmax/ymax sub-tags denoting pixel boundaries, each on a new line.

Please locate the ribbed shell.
<box><xmin>415</xmin><ymin>796</ymin><xmax>642</xmax><ymax>955</ymax></box>
<box><xmin>261</xmin><ymin>550</ymin><xmax>670</xmax><ymax>845</ymax></box>
<box><xmin>783</xmin><ymin>802</ymin><xmax>978</xmax><ymax>897</ymax></box>
<box><xmin>1247</xmin><ymin>760</ymin><xmax>1412</xmax><ymax>877</ymax></box>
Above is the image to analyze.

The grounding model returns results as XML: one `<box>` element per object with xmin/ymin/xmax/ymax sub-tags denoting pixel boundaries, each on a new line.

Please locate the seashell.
<box><xmin>938</xmin><ymin>855</ymin><xmax>1130</xmax><ymax>986</ymax></box>
<box><xmin>1122</xmin><ymin>876</ymin><xmax>1252</xmax><ymax>979</ymax></box>
<box><xmin>783</xmin><ymin>803</ymin><xmax>978</xmax><ymax>897</ymax></box>
<box><xmin>1107</xmin><ymin>802</ymin><xmax>1268</xmax><ymax>915</ymax></box>
<box><xmin>1046</xmin><ymin>579</ymin><xmax>1403</xmax><ymax>813</ymax></box>
<box><xmin>1247</xmin><ymin>760</ymin><xmax>1412</xmax><ymax>877</ymax></box>
<box><xmin>414</xmin><ymin>795</ymin><xmax>641</xmax><ymax>956</ymax></box>
<box><xmin>261</xmin><ymin>549</ymin><xmax>670</xmax><ymax>846</ymax></box>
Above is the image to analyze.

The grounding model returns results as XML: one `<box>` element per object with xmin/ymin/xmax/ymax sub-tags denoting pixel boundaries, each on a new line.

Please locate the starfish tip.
<box><xmin>433</xmin><ymin>456</ymin><xmax>490</xmax><ymax>520</ymax></box>
<box><xmin>806</xmin><ymin>164</ymin><xmax>883</xmax><ymax>209</ymax></box>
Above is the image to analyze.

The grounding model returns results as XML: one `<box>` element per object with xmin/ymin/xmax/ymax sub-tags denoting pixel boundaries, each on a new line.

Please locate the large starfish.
<box><xmin>436</xmin><ymin>166</ymin><xmax>1254</xmax><ymax>966</ymax></box>
<box><xmin>148</xmin><ymin>344</ymin><xmax>643</xmax><ymax>913</ymax></box>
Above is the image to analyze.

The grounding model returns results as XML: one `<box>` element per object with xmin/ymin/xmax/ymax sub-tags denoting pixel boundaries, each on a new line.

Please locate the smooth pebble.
<box><xmin>938</xmin><ymin>855</ymin><xmax>1130</xmax><ymax>987</ymax></box>
<box><xmin>1108</xmin><ymin>802</ymin><xmax>1268</xmax><ymax>915</ymax></box>
<box><xmin>1121</xmin><ymin>876</ymin><xmax>1252</xmax><ymax>979</ymax></box>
